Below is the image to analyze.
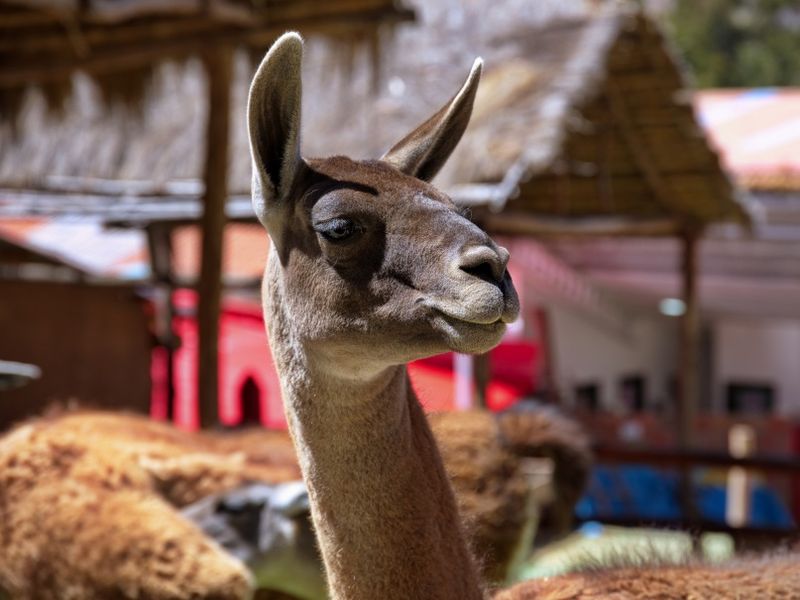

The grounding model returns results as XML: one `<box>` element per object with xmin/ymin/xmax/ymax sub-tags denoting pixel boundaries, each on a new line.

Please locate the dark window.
<box><xmin>575</xmin><ymin>382</ymin><xmax>600</xmax><ymax>412</ymax></box>
<box><xmin>239</xmin><ymin>376</ymin><xmax>262</xmax><ymax>426</ymax></box>
<box><xmin>620</xmin><ymin>375</ymin><xmax>646</xmax><ymax>412</ymax></box>
<box><xmin>726</xmin><ymin>382</ymin><xmax>774</xmax><ymax>415</ymax></box>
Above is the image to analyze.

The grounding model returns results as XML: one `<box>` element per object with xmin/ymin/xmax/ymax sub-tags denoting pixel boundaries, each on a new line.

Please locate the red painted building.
<box><xmin>152</xmin><ymin>290</ymin><xmax>540</xmax><ymax>430</ymax></box>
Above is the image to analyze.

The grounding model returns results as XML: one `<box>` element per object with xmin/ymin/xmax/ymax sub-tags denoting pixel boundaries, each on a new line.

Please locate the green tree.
<box><xmin>668</xmin><ymin>0</ymin><xmax>800</xmax><ymax>87</ymax></box>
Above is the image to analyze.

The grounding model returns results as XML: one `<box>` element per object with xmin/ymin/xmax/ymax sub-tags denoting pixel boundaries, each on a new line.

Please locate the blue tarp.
<box><xmin>576</xmin><ymin>465</ymin><xmax>794</xmax><ymax>528</ymax></box>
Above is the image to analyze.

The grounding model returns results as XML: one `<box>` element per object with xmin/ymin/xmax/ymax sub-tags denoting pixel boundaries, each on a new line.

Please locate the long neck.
<box><xmin>265</xmin><ymin>267</ymin><xmax>485</xmax><ymax>600</ymax></box>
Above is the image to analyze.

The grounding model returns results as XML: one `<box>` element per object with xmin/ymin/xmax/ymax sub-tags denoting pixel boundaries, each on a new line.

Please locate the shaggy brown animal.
<box><xmin>0</xmin><ymin>406</ymin><xmax>589</xmax><ymax>599</ymax></box>
<box><xmin>430</xmin><ymin>410</ymin><xmax>529</xmax><ymax>583</ymax></box>
<box><xmin>0</xmin><ymin>410</ymin><xmax>300</xmax><ymax>600</ymax></box>
<box><xmin>493</xmin><ymin>554</ymin><xmax>800</xmax><ymax>599</ymax></box>
<box><xmin>429</xmin><ymin>408</ymin><xmax>592</xmax><ymax>584</ymax></box>
<box><xmin>3</xmin><ymin>406</ymin><xmax>788</xmax><ymax>600</ymax></box>
<box><xmin>498</xmin><ymin>406</ymin><xmax>591</xmax><ymax>540</ymax></box>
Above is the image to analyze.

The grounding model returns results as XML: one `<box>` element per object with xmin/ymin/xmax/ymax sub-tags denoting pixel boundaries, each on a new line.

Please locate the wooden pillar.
<box><xmin>677</xmin><ymin>226</ymin><xmax>701</xmax><ymax>525</ymax></box>
<box><xmin>147</xmin><ymin>224</ymin><xmax>177</xmax><ymax>420</ymax></box>
<box><xmin>533</xmin><ymin>308</ymin><xmax>559</xmax><ymax>404</ymax></box>
<box><xmin>197</xmin><ymin>45</ymin><xmax>232</xmax><ymax>429</ymax></box>
<box><xmin>473</xmin><ymin>352</ymin><xmax>491</xmax><ymax>409</ymax></box>
<box><xmin>678</xmin><ymin>226</ymin><xmax>701</xmax><ymax>449</ymax></box>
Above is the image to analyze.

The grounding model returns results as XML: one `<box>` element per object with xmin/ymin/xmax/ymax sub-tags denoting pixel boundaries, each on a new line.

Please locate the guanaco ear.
<box><xmin>381</xmin><ymin>58</ymin><xmax>482</xmax><ymax>182</ymax></box>
<box><xmin>247</xmin><ymin>32</ymin><xmax>305</xmax><ymax>228</ymax></box>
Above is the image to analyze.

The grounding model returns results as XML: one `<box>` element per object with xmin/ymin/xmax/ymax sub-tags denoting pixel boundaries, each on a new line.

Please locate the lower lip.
<box><xmin>435</xmin><ymin>313</ymin><xmax>506</xmax><ymax>333</ymax></box>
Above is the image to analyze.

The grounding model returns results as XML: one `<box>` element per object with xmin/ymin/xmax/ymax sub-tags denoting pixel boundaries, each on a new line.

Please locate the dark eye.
<box><xmin>316</xmin><ymin>217</ymin><xmax>359</xmax><ymax>242</ymax></box>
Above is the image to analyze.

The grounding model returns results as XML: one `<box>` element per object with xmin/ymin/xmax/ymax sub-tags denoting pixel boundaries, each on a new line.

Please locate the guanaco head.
<box><xmin>248</xmin><ymin>33</ymin><xmax>519</xmax><ymax>378</ymax></box>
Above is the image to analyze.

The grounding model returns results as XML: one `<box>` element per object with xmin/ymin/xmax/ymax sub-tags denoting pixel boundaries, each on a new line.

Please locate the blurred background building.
<box><xmin>2</xmin><ymin>0</ymin><xmax>800</xmax><ymax>541</ymax></box>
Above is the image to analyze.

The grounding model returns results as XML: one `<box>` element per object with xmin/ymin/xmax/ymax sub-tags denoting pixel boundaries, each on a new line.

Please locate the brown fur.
<box><xmin>493</xmin><ymin>554</ymin><xmax>800</xmax><ymax>599</ymax></box>
<box><xmin>249</xmin><ymin>31</ymin><xmax>519</xmax><ymax>600</ymax></box>
<box><xmin>429</xmin><ymin>408</ymin><xmax>592</xmax><ymax>583</ymax></box>
<box><xmin>431</xmin><ymin>410</ymin><xmax>532</xmax><ymax>583</ymax></box>
<box><xmin>498</xmin><ymin>407</ymin><xmax>591</xmax><ymax>538</ymax></box>
<box><xmin>0</xmin><ymin>403</ymin><xmax>589</xmax><ymax>598</ymax></box>
<box><xmin>0</xmin><ymin>411</ymin><xmax>300</xmax><ymax>599</ymax></box>
<box><xmin>246</xmin><ymin>31</ymin><xmax>498</xmax><ymax>599</ymax></box>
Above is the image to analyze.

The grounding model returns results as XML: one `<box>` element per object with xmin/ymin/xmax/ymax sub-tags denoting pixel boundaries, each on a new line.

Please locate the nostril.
<box><xmin>460</xmin><ymin>261</ymin><xmax>502</xmax><ymax>285</ymax></box>
<box><xmin>458</xmin><ymin>246</ymin><xmax>508</xmax><ymax>284</ymax></box>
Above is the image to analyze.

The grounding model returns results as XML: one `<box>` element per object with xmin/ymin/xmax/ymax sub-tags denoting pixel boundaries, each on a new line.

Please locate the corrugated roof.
<box><xmin>0</xmin><ymin>217</ymin><xmax>147</xmax><ymax>278</ymax></box>
<box><xmin>0</xmin><ymin>214</ymin><xmax>619</xmax><ymax>328</ymax></box>
<box><xmin>0</xmin><ymin>217</ymin><xmax>267</xmax><ymax>280</ymax></box>
<box><xmin>695</xmin><ymin>88</ymin><xmax>800</xmax><ymax>192</ymax></box>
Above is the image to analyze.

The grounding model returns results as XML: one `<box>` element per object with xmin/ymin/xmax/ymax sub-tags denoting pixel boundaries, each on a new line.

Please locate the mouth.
<box><xmin>423</xmin><ymin>290</ymin><xmax>518</xmax><ymax>328</ymax></box>
<box><xmin>429</xmin><ymin>308</ymin><xmax>508</xmax><ymax>354</ymax></box>
<box><xmin>419</xmin><ymin>280</ymin><xmax>520</xmax><ymax>353</ymax></box>
<box><xmin>433</xmin><ymin>310</ymin><xmax>507</xmax><ymax>330</ymax></box>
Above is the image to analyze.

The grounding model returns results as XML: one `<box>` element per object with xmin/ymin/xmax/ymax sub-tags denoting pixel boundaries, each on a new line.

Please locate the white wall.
<box><xmin>548</xmin><ymin>302</ymin><xmax>678</xmax><ymax>412</ymax></box>
<box><xmin>714</xmin><ymin>318</ymin><xmax>800</xmax><ymax>416</ymax></box>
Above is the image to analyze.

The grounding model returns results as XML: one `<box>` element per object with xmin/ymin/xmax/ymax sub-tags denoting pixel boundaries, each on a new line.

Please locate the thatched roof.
<box><xmin>305</xmin><ymin>0</ymin><xmax>747</xmax><ymax>227</ymax></box>
<box><xmin>0</xmin><ymin>0</ymin><xmax>413</xmax><ymax>122</ymax></box>
<box><xmin>1</xmin><ymin>0</ymin><xmax>746</xmax><ymax>227</ymax></box>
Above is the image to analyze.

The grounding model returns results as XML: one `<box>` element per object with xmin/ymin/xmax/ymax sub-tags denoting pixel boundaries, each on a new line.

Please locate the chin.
<box><xmin>433</xmin><ymin>315</ymin><xmax>507</xmax><ymax>355</ymax></box>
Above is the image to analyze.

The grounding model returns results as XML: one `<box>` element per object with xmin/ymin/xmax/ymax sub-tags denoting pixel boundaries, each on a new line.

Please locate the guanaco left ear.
<box><xmin>381</xmin><ymin>58</ymin><xmax>482</xmax><ymax>182</ymax></box>
<box><xmin>247</xmin><ymin>32</ymin><xmax>305</xmax><ymax>229</ymax></box>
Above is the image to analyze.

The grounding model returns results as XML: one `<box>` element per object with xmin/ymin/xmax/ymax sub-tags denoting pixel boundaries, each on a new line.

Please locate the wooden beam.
<box><xmin>197</xmin><ymin>44</ymin><xmax>232</xmax><ymax>429</ymax></box>
<box><xmin>0</xmin><ymin>177</ymin><xmax>207</xmax><ymax>196</ymax></box>
<box><xmin>146</xmin><ymin>224</ymin><xmax>177</xmax><ymax>421</ymax></box>
<box><xmin>533</xmin><ymin>308</ymin><xmax>559</xmax><ymax>404</ymax></box>
<box><xmin>676</xmin><ymin>225</ymin><xmax>702</xmax><ymax>522</ymax></box>
<box><xmin>0</xmin><ymin>0</ymin><xmax>409</xmax><ymax>35</ymax></box>
<box><xmin>483</xmin><ymin>213</ymin><xmax>682</xmax><ymax>238</ymax></box>
<box><xmin>0</xmin><ymin>271</ymin><xmax>262</xmax><ymax>290</ymax></box>
<box><xmin>678</xmin><ymin>225</ymin><xmax>701</xmax><ymax>449</ymax></box>
<box><xmin>473</xmin><ymin>352</ymin><xmax>491</xmax><ymax>409</ymax></box>
<box><xmin>593</xmin><ymin>443</ymin><xmax>800</xmax><ymax>473</ymax></box>
<box><xmin>0</xmin><ymin>5</ymin><xmax>415</xmax><ymax>88</ymax></box>
<box><xmin>0</xmin><ymin>8</ymin><xmax>63</xmax><ymax>28</ymax></box>
<box><xmin>0</xmin><ymin>186</ymin><xmax>256</xmax><ymax>225</ymax></box>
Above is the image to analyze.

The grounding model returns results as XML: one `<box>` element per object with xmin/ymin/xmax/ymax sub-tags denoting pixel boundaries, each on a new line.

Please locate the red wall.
<box><xmin>153</xmin><ymin>292</ymin><xmax>539</xmax><ymax>430</ymax></box>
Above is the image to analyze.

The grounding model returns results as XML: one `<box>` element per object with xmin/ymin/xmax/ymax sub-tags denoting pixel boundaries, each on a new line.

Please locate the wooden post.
<box><xmin>678</xmin><ymin>225</ymin><xmax>701</xmax><ymax>526</ymax></box>
<box><xmin>473</xmin><ymin>352</ymin><xmax>491</xmax><ymax>409</ymax></box>
<box><xmin>146</xmin><ymin>224</ymin><xmax>177</xmax><ymax>420</ymax></box>
<box><xmin>678</xmin><ymin>226</ymin><xmax>701</xmax><ymax>449</ymax></box>
<box><xmin>197</xmin><ymin>45</ymin><xmax>232</xmax><ymax>429</ymax></box>
<box><xmin>533</xmin><ymin>308</ymin><xmax>559</xmax><ymax>404</ymax></box>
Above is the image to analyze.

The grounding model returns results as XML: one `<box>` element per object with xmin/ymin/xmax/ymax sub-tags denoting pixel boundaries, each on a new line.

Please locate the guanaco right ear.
<box><xmin>247</xmin><ymin>32</ymin><xmax>305</xmax><ymax>229</ymax></box>
<box><xmin>381</xmin><ymin>58</ymin><xmax>482</xmax><ymax>182</ymax></box>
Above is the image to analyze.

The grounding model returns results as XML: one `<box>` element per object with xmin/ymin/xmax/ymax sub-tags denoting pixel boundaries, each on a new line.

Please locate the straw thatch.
<box><xmin>304</xmin><ymin>0</ymin><xmax>747</xmax><ymax>226</ymax></box>
<box><xmin>0</xmin><ymin>0</ymin><xmax>413</xmax><ymax>123</ymax></box>
<box><xmin>0</xmin><ymin>0</ymin><xmax>745</xmax><ymax>227</ymax></box>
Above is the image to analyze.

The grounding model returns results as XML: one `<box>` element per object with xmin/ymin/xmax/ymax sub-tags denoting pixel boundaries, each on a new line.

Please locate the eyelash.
<box><xmin>315</xmin><ymin>218</ymin><xmax>360</xmax><ymax>242</ymax></box>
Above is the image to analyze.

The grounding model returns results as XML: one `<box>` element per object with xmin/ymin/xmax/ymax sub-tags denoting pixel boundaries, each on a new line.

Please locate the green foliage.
<box><xmin>667</xmin><ymin>0</ymin><xmax>800</xmax><ymax>87</ymax></box>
